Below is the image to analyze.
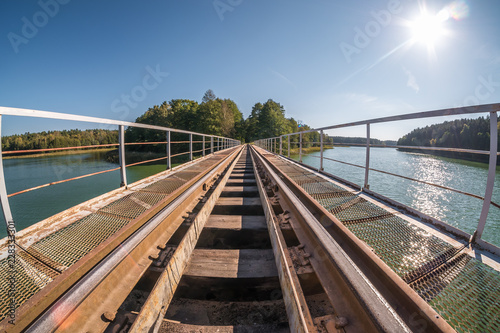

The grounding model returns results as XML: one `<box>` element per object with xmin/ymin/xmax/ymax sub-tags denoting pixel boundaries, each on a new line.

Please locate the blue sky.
<box><xmin>1</xmin><ymin>0</ymin><xmax>499</xmax><ymax>140</ymax></box>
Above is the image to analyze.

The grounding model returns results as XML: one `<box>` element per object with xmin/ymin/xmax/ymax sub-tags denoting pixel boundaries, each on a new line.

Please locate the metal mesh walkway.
<box><xmin>266</xmin><ymin>153</ymin><xmax>500</xmax><ymax>333</ymax></box>
<box><xmin>0</xmin><ymin>153</ymin><xmax>229</xmax><ymax>322</ymax></box>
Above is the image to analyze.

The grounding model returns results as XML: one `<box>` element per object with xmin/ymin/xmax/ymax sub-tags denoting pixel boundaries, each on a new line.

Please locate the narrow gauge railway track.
<box><xmin>22</xmin><ymin>145</ymin><xmax>453</xmax><ymax>332</ymax></box>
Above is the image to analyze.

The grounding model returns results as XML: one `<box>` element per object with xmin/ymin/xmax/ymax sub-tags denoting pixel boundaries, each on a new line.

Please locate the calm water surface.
<box><xmin>296</xmin><ymin>147</ymin><xmax>500</xmax><ymax>247</ymax></box>
<box><xmin>1</xmin><ymin>148</ymin><xmax>499</xmax><ymax>247</ymax></box>
<box><xmin>0</xmin><ymin>151</ymin><xmax>166</xmax><ymax>238</ymax></box>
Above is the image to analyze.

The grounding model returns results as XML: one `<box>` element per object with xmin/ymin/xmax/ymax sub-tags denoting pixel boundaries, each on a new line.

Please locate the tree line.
<box><xmin>2</xmin><ymin>129</ymin><xmax>118</xmax><ymax>152</ymax></box>
<box><xmin>397</xmin><ymin>117</ymin><xmax>500</xmax><ymax>163</ymax></box>
<box><xmin>125</xmin><ymin>90</ymin><xmax>332</xmax><ymax>152</ymax></box>
<box><xmin>13</xmin><ymin>90</ymin><xmax>486</xmax><ymax>157</ymax></box>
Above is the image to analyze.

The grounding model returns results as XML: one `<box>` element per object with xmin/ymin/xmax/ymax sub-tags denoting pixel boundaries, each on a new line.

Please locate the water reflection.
<box><xmin>0</xmin><ymin>151</ymin><xmax>167</xmax><ymax>238</ymax></box>
<box><xmin>300</xmin><ymin>147</ymin><xmax>500</xmax><ymax>246</ymax></box>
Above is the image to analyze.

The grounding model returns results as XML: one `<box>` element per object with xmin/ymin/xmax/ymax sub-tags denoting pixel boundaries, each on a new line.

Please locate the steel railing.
<box><xmin>255</xmin><ymin>103</ymin><xmax>499</xmax><ymax>249</ymax></box>
<box><xmin>0</xmin><ymin>106</ymin><xmax>240</xmax><ymax>235</ymax></box>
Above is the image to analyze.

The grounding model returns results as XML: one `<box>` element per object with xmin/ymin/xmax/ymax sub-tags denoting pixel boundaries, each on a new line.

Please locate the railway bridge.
<box><xmin>0</xmin><ymin>104</ymin><xmax>499</xmax><ymax>332</ymax></box>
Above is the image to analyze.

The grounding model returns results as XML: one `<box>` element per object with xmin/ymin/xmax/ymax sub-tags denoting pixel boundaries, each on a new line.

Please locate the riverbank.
<box><xmin>2</xmin><ymin>148</ymin><xmax>115</xmax><ymax>159</ymax></box>
<box><xmin>289</xmin><ymin>146</ymin><xmax>333</xmax><ymax>155</ymax></box>
<box><xmin>397</xmin><ymin>147</ymin><xmax>499</xmax><ymax>165</ymax></box>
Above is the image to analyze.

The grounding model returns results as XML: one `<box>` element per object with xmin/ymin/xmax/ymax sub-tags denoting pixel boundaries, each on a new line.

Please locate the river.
<box><xmin>0</xmin><ymin>151</ymin><xmax>166</xmax><ymax>239</ymax></box>
<box><xmin>296</xmin><ymin>147</ymin><xmax>500</xmax><ymax>247</ymax></box>
<box><xmin>1</xmin><ymin>148</ymin><xmax>499</xmax><ymax>247</ymax></box>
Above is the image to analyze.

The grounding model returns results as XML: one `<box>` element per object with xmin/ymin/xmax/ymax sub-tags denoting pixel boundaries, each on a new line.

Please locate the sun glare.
<box><xmin>410</xmin><ymin>11</ymin><xmax>448</xmax><ymax>46</ymax></box>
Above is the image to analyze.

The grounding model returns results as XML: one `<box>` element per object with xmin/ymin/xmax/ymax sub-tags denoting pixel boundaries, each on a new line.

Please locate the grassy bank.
<box><xmin>289</xmin><ymin>146</ymin><xmax>333</xmax><ymax>155</ymax></box>
<box><xmin>3</xmin><ymin>148</ymin><xmax>115</xmax><ymax>159</ymax></box>
<box><xmin>397</xmin><ymin>147</ymin><xmax>499</xmax><ymax>165</ymax></box>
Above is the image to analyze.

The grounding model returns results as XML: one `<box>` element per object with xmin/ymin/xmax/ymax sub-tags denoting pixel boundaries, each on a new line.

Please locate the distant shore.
<box><xmin>2</xmin><ymin>148</ymin><xmax>115</xmax><ymax>159</ymax></box>
<box><xmin>289</xmin><ymin>146</ymin><xmax>333</xmax><ymax>155</ymax></box>
<box><xmin>397</xmin><ymin>147</ymin><xmax>499</xmax><ymax>165</ymax></box>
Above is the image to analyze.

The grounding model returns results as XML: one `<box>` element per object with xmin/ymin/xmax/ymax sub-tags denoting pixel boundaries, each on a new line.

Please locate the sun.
<box><xmin>409</xmin><ymin>10</ymin><xmax>448</xmax><ymax>46</ymax></box>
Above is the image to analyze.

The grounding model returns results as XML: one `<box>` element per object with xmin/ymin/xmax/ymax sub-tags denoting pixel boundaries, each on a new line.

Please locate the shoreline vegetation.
<box><xmin>288</xmin><ymin>146</ymin><xmax>333</xmax><ymax>155</ymax></box>
<box><xmin>2</xmin><ymin>91</ymin><xmax>497</xmax><ymax>166</ymax></box>
<box><xmin>396</xmin><ymin>147</ymin><xmax>498</xmax><ymax>165</ymax></box>
<box><xmin>397</xmin><ymin>117</ymin><xmax>500</xmax><ymax>165</ymax></box>
<box><xmin>3</xmin><ymin>148</ymin><xmax>115</xmax><ymax>159</ymax></box>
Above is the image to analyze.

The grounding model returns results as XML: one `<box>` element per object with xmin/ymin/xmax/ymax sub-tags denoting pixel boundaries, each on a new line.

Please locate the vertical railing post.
<box><xmin>166</xmin><ymin>131</ymin><xmax>171</xmax><ymax>170</ymax></box>
<box><xmin>299</xmin><ymin>132</ymin><xmax>303</xmax><ymax>163</ymax></box>
<box><xmin>0</xmin><ymin>115</ymin><xmax>15</xmax><ymax>234</ymax></box>
<box><xmin>202</xmin><ymin>136</ymin><xmax>205</xmax><ymax>157</ymax></box>
<box><xmin>364</xmin><ymin>123</ymin><xmax>370</xmax><ymax>190</ymax></box>
<box><xmin>119</xmin><ymin>125</ymin><xmax>127</xmax><ymax>187</ymax></box>
<box><xmin>473</xmin><ymin>111</ymin><xmax>498</xmax><ymax>242</ymax></box>
<box><xmin>189</xmin><ymin>133</ymin><xmax>193</xmax><ymax>161</ymax></box>
<box><xmin>280</xmin><ymin>136</ymin><xmax>283</xmax><ymax>155</ymax></box>
<box><xmin>211</xmin><ymin>136</ymin><xmax>214</xmax><ymax>154</ymax></box>
<box><xmin>288</xmin><ymin>135</ymin><xmax>290</xmax><ymax>158</ymax></box>
<box><xmin>320</xmin><ymin>130</ymin><xmax>324</xmax><ymax>171</ymax></box>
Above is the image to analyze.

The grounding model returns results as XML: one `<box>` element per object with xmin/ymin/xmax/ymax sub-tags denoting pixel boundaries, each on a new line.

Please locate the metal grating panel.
<box><xmin>265</xmin><ymin>153</ymin><xmax>500</xmax><ymax>333</ymax></box>
<box><xmin>347</xmin><ymin>216</ymin><xmax>455</xmax><ymax>276</ymax></box>
<box><xmin>0</xmin><ymin>151</ymin><xmax>230</xmax><ymax>323</ymax></box>
<box><xmin>174</xmin><ymin>171</ymin><xmax>200</xmax><ymax>182</ymax></box>
<box><xmin>141</xmin><ymin>177</ymin><xmax>186</xmax><ymax>194</ymax></box>
<box><xmin>0</xmin><ymin>253</ymin><xmax>56</xmax><ymax>322</ymax></box>
<box><xmin>99</xmin><ymin>192</ymin><xmax>166</xmax><ymax>220</ymax></box>
<box><xmin>334</xmin><ymin>199</ymin><xmax>392</xmax><ymax>223</ymax></box>
<box><xmin>413</xmin><ymin>254</ymin><xmax>500</xmax><ymax>333</ymax></box>
<box><xmin>30</xmin><ymin>212</ymin><xmax>131</xmax><ymax>267</ymax></box>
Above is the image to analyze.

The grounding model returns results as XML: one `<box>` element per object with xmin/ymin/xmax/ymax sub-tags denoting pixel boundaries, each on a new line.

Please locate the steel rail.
<box><xmin>251</xmin><ymin>146</ymin><xmax>412</xmax><ymax>332</ymax></box>
<box><xmin>23</xmin><ymin>147</ymin><xmax>242</xmax><ymax>333</ymax></box>
<box><xmin>250</xmin><ymin>148</ymin><xmax>315</xmax><ymax>332</ymax></box>
<box><xmin>256</xmin><ymin>104</ymin><xmax>499</xmax><ymax>244</ymax></box>
<box><xmin>129</xmin><ymin>147</ymin><xmax>244</xmax><ymax>332</ymax></box>
<box><xmin>253</xmin><ymin>145</ymin><xmax>456</xmax><ymax>332</ymax></box>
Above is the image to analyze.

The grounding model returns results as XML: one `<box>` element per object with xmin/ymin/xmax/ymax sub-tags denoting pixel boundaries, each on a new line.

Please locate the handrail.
<box><xmin>0</xmin><ymin>107</ymin><xmax>240</xmax><ymax>235</ymax></box>
<box><xmin>282</xmin><ymin>103</ymin><xmax>500</xmax><ymax>136</ymax></box>
<box><xmin>255</xmin><ymin>103</ymin><xmax>499</xmax><ymax>245</ymax></box>
<box><xmin>0</xmin><ymin>106</ymin><xmax>231</xmax><ymax>139</ymax></box>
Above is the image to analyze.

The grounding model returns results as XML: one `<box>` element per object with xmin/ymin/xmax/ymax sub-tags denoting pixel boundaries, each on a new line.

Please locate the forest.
<box><xmin>397</xmin><ymin>117</ymin><xmax>500</xmax><ymax>163</ymax></box>
<box><xmin>4</xmin><ymin>91</ymin><xmax>496</xmax><ymax>164</ymax></box>
<box><xmin>1</xmin><ymin>90</ymin><xmax>327</xmax><ymax>158</ymax></box>
<box><xmin>1</xmin><ymin>129</ymin><xmax>118</xmax><ymax>152</ymax></box>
